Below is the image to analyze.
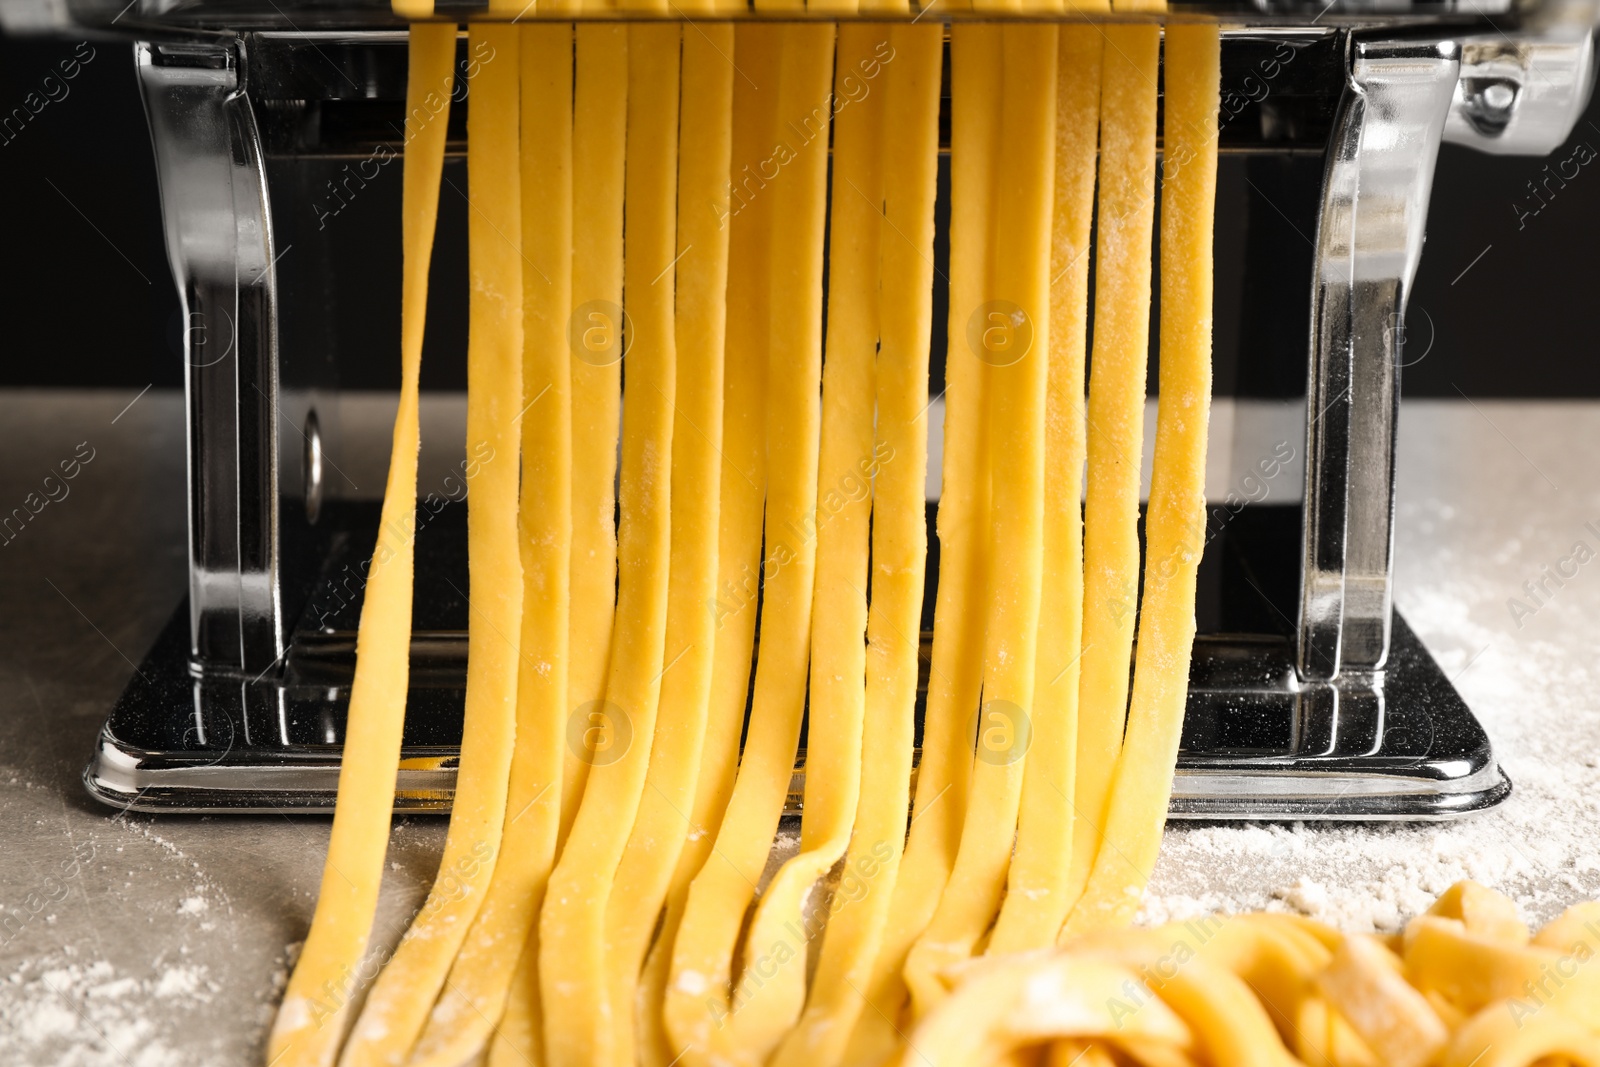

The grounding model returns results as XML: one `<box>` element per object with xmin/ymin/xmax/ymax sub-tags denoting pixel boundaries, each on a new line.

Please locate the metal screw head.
<box><xmin>1481</xmin><ymin>82</ymin><xmax>1516</xmax><ymax>112</ymax></box>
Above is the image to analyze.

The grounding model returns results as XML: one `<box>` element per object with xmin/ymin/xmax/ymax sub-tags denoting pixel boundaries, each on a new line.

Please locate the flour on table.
<box><xmin>0</xmin><ymin>957</ymin><xmax>217</xmax><ymax>1067</ymax></box>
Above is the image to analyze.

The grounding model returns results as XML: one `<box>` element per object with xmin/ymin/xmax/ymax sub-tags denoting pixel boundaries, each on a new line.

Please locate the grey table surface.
<box><xmin>0</xmin><ymin>390</ymin><xmax>1596</xmax><ymax>1066</ymax></box>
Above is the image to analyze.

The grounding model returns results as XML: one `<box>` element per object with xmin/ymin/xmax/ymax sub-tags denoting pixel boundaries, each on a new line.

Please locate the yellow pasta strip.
<box><xmin>487</xmin><ymin>29</ymin><xmax>624</xmax><ymax>1067</ymax></box>
<box><xmin>769</xmin><ymin>23</ymin><xmax>941</xmax><ymax>1067</ymax></box>
<box><xmin>839</xmin><ymin>25</ymin><xmax>998</xmax><ymax>1064</ymax></box>
<box><xmin>559</xmin><ymin>22</ymin><xmax>628</xmax><ymax>849</ymax></box>
<box><xmin>1208</xmin><ymin>917</ymin><xmax>1331</xmax><ymax>1051</ymax></box>
<box><xmin>1062</xmin><ymin>24</ymin><xmax>1216</xmax><ymax>937</ymax></box>
<box><xmin>663</xmin><ymin>23</ymin><xmax>833</xmax><ymax>1067</ymax></box>
<box><xmin>1315</xmin><ymin>935</ymin><xmax>1448</xmax><ymax>1067</ymax></box>
<box><xmin>601</xmin><ymin>24</ymin><xmax>733</xmax><ymax>1067</ymax></box>
<box><xmin>404</xmin><ymin>24</ymin><xmax>571</xmax><ymax>1067</ymax></box>
<box><xmin>722</xmin><ymin>21</ymin><xmax>884</xmax><ymax>1061</ymax></box>
<box><xmin>894</xmin><ymin>954</ymin><xmax>1193</xmax><ymax>1067</ymax></box>
<box><xmin>1533</xmin><ymin>900</ymin><xmax>1600</xmax><ymax>952</ymax></box>
<box><xmin>1126</xmin><ymin>959</ymin><xmax>1298</xmax><ymax>1067</ymax></box>
<box><xmin>1437</xmin><ymin>1003</ymin><xmax>1600</xmax><ymax>1067</ymax></box>
<box><xmin>1051</xmin><ymin>1044</ymin><xmax>1123</xmax><ymax>1067</ymax></box>
<box><xmin>538</xmin><ymin>23</ymin><xmax>680</xmax><ymax>1067</ymax></box>
<box><xmin>1423</xmin><ymin>880</ymin><xmax>1530</xmax><ymax>943</ymax></box>
<box><xmin>634</xmin><ymin>25</ymin><xmax>780</xmax><ymax>1067</ymax></box>
<box><xmin>1062</xmin><ymin>22</ymin><xmax>1161</xmax><ymax>917</ymax></box>
<box><xmin>336</xmin><ymin>25</ymin><xmax>524</xmax><ymax>1067</ymax></box>
<box><xmin>1404</xmin><ymin>916</ymin><xmax>1600</xmax><ymax>1027</ymax></box>
<box><xmin>486</xmin><ymin>930</ymin><xmax>542</xmax><ymax>1067</ymax></box>
<box><xmin>988</xmin><ymin>24</ymin><xmax>1101</xmax><ymax>956</ymax></box>
<box><xmin>618</xmin><ymin>0</ymin><xmax>666</xmax><ymax>19</ymax></box>
<box><xmin>265</xmin><ymin>25</ymin><xmax>454</xmax><ymax>1067</ymax></box>
<box><xmin>902</xmin><ymin>23</ymin><xmax>1057</xmax><ymax>1019</ymax></box>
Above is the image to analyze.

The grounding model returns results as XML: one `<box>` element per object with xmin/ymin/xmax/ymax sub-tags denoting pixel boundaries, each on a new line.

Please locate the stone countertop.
<box><xmin>0</xmin><ymin>389</ymin><xmax>1596</xmax><ymax>1066</ymax></box>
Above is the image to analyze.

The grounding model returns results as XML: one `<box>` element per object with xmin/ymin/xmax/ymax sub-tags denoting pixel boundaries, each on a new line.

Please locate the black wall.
<box><xmin>3</xmin><ymin>30</ymin><xmax>1598</xmax><ymax>397</ymax></box>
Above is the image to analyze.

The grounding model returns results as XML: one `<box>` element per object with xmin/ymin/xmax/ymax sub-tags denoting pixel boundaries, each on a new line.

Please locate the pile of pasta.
<box><xmin>254</xmin><ymin>15</ymin><xmax>1591</xmax><ymax>1067</ymax></box>
<box><xmin>907</xmin><ymin>882</ymin><xmax>1600</xmax><ymax>1067</ymax></box>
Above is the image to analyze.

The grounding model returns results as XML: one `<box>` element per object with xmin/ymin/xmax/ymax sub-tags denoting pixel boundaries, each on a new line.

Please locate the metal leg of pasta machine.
<box><xmin>85</xmin><ymin>27</ymin><xmax>1597</xmax><ymax>818</ymax></box>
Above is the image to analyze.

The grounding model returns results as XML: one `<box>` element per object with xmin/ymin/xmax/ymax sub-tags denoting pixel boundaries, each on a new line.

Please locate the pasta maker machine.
<box><xmin>11</xmin><ymin>0</ymin><xmax>1591</xmax><ymax>820</ymax></box>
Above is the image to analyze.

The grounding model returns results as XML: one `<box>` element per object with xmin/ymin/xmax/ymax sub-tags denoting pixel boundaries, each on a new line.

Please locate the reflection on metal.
<box><xmin>87</xmin><ymin>16</ymin><xmax>1600</xmax><ymax>821</ymax></box>
<box><xmin>0</xmin><ymin>0</ymin><xmax>1527</xmax><ymax>34</ymax></box>
<box><xmin>85</xmin><ymin>603</ymin><xmax>1507</xmax><ymax>820</ymax></box>
<box><xmin>1299</xmin><ymin>39</ymin><xmax>1461</xmax><ymax>680</ymax></box>
<box><xmin>303</xmin><ymin>408</ymin><xmax>323</xmax><ymax>524</ymax></box>
<box><xmin>1297</xmin><ymin>21</ymin><xmax>1594</xmax><ymax>682</ymax></box>
<box><xmin>139</xmin><ymin>41</ymin><xmax>284</xmax><ymax>678</ymax></box>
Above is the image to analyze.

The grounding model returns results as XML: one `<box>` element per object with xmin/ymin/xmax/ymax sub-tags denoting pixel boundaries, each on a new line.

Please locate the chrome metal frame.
<box><xmin>140</xmin><ymin>40</ymin><xmax>286</xmax><ymax>676</ymax></box>
<box><xmin>66</xmin><ymin>15</ymin><xmax>1598</xmax><ymax>818</ymax></box>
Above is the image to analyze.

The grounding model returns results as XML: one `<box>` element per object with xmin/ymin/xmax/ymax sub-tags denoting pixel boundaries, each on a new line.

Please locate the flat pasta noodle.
<box><xmin>488</xmin><ymin>26</ymin><xmax>626</xmax><ymax>1067</ymax></box>
<box><xmin>1062</xmin><ymin>23</ymin><xmax>1218</xmax><ymax>937</ymax></box>
<box><xmin>721</xmin><ymin>21</ymin><xmax>886</xmax><ymax>1061</ymax></box>
<box><xmin>662</xmin><ymin>23</ymin><xmax>834</xmax><ymax>1067</ymax></box>
<box><xmin>839</xmin><ymin>24</ymin><xmax>999</xmax><ymax>1062</ymax></box>
<box><xmin>337</xmin><ymin>24</ymin><xmax>526</xmax><ymax>1067</ymax></box>
<box><xmin>768</xmin><ymin>23</ymin><xmax>942</xmax><ymax>1067</ymax></box>
<box><xmin>270</xmin><ymin>18</ymin><xmax>1600</xmax><ymax>1067</ymax></box>
<box><xmin>1063</xmin><ymin>21</ymin><xmax>1161</xmax><ymax>918</ymax></box>
<box><xmin>265</xmin><ymin>23</ymin><xmax>455</xmax><ymax>1067</ymax></box>
<box><xmin>406</xmin><ymin>22</ymin><xmax>573</xmax><ymax>1067</ymax></box>
<box><xmin>1404</xmin><ymin>915</ymin><xmax>1600</xmax><ymax>1027</ymax></box>
<box><xmin>902</xmin><ymin>23</ymin><xmax>1057</xmax><ymax>1019</ymax></box>
<box><xmin>891</xmin><ymin>884</ymin><xmax>1600</xmax><ymax>1067</ymax></box>
<box><xmin>600</xmin><ymin>22</ymin><xmax>734</xmax><ymax>1067</ymax></box>
<box><xmin>1436</xmin><ymin>1003</ymin><xmax>1600</xmax><ymax>1067</ymax></box>
<box><xmin>987</xmin><ymin>23</ymin><xmax>1101</xmax><ymax>956</ymax></box>
<box><xmin>633</xmin><ymin>25</ymin><xmax>780</xmax><ymax>1067</ymax></box>
<box><xmin>559</xmin><ymin>22</ymin><xmax>628</xmax><ymax>849</ymax></box>
<box><xmin>893</xmin><ymin>953</ymin><xmax>1193</xmax><ymax>1067</ymax></box>
<box><xmin>538</xmin><ymin>22</ymin><xmax>680</xmax><ymax>1067</ymax></box>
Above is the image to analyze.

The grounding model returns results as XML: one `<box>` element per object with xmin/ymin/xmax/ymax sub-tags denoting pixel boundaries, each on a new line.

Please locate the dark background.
<box><xmin>3</xmin><ymin>29</ymin><xmax>1597</xmax><ymax>397</ymax></box>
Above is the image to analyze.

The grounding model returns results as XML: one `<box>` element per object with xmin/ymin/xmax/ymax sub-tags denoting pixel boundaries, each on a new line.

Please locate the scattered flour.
<box><xmin>1142</xmin><ymin>448</ymin><xmax>1600</xmax><ymax>932</ymax></box>
<box><xmin>0</xmin><ymin>957</ymin><xmax>215</xmax><ymax>1067</ymax></box>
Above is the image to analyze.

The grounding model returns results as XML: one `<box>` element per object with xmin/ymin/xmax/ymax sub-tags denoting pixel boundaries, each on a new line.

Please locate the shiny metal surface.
<box><xmin>140</xmin><ymin>40</ymin><xmax>285</xmax><ymax>677</ymax></box>
<box><xmin>1444</xmin><ymin>31</ymin><xmax>1597</xmax><ymax>155</ymax></box>
<box><xmin>1298</xmin><ymin>38</ymin><xmax>1460</xmax><ymax>680</ymax></box>
<box><xmin>3</xmin><ymin>392</ymin><xmax>1597</xmax><ymax>1066</ymax></box>
<box><xmin>82</xmin><ymin>597</ymin><xmax>1509</xmax><ymax>820</ymax></box>
<box><xmin>0</xmin><ymin>0</ymin><xmax>1523</xmax><ymax>35</ymax></box>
